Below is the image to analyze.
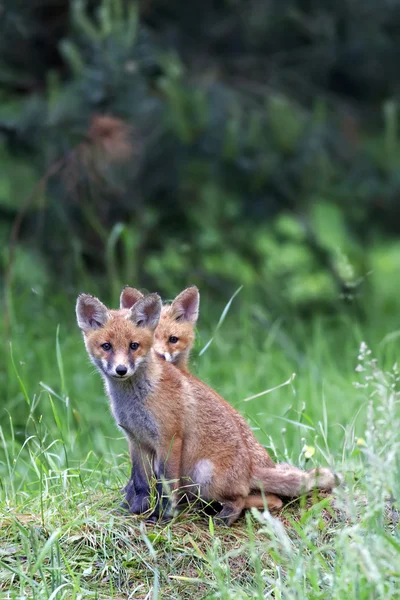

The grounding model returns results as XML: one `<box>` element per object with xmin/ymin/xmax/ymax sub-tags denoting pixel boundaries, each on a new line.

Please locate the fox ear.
<box><xmin>129</xmin><ymin>294</ymin><xmax>162</xmax><ymax>330</ymax></box>
<box><xmin>171</xmin><ymin>286</ymin><xmax>199</xmax><ymax>324</ymax></box>
<box><xmin>120</xmin><ymin>286</ymin><xmax>144</xmax><ymax>309</ymax></box>
<box><xmin>76</xmin><ymin>294</ymin><xmax>109</xmax><ymax>332</ymax></box>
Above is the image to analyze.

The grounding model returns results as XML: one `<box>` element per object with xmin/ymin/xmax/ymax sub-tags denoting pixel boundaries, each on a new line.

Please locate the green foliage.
<box><xmin>1</xmin><ymin>290</ymin><xmax>400</xmax><ymax>597</ymax></box>
<box><xmin>1</xmin><ymin>4</ymin><xmax>400</xmax><ymax>596</ymax></box>
<box><xmin>1</xmin><ymin>0</ymin><xmax>400</xmax><ymax>313</ymax></box>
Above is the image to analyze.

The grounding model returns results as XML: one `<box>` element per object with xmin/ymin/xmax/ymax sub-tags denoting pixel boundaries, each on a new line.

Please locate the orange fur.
<box><xmin>153</xmin><ymin>287</ymin><xmax>198</xmax><ymax>371</ymax></box>
<box><xmin>121</xmin><ymin>287</ymin><xmax>282</xmax><ymax>505</ymax></box>
<box><xmin>120</xmin><ymin>286</ymin><xmax>196</xmax><ymax>371</ymax></box>
<box><xmin>145</xmin><ymin>287</ymin><xmax>312</xmax><ymax>509</ymax></box>
<box><xmin>153</xmin><ymin>307</ymin><xmax>195</xmax><ymax>371</ymax></box>
<box><xmin>77</xmin><ymin>292</ymin><xmax>339</xmax><ymax>526</ymax></box>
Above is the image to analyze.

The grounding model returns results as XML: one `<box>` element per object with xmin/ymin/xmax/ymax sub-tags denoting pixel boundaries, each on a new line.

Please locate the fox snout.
<box><xmin>101</xmin><ymin>359</ymin><xmax>132</xmax><ymax>379</ymax></box>
<box><xmin>155</xmin><ymin>350</ymin><xmax>173</xmax><ymax>362</ymax></box>
<box><xmin>115</xmin><ymin>364</ymin><xmax>128</xmax><ymax>377</ymax></box>
<box><xmin>109</xmin><ymin>358</ymin><xmax>134</xmax><ymax>379</ymax></box>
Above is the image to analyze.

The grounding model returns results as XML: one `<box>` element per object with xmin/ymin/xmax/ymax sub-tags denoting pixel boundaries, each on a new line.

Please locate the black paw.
<box><xmin>121</xmin><ymin>479</ymin><xmax>135</xmax><ymax>503</ymax></box>
<box><xmin>119</xmin><ymin>499</ymin><xmax>131</xmax><ymax>514</ymax></box>
<box><xmin>213</xmin><ymin>514</ymin><xmax>230</xmax><ymax>527</ymax></box>
<box><xmin>213</xmin><ymin>504</ymin><xmax>242</xmax><ymax>527</ymax></box>
<box><xmin>128</xmin><ymin>494</ymin><xmax>150</xmax><ymax>515</ymax></box>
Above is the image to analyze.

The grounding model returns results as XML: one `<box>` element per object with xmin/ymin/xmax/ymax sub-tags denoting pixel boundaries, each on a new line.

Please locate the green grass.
<box><xmin>1</xmin><ymin>288</ymin><xmax>400</xmax><ymax>598</ymax></box>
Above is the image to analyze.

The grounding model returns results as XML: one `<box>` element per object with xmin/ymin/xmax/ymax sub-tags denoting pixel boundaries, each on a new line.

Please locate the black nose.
<box><xmin>115</xmin><ymin>365</ymin><xmax>128</xmax><ymax>376</ymax></box>
<box><xmin>157</xmin><ymin>352</ymin><xmax>166</xmax><ymax>361</ymax></box>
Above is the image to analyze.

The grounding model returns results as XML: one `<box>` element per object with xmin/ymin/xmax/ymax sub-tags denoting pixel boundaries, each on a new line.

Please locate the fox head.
<box><xmin>154</xmin><ymin>287</ymin><xmax>199</xmax><ymax>369</ymax></box>
<box><xmin>118</xmin><ymin>285</ymin><xmax>199</xmax><ymax>370</ymax></box>
<box><xmin>76</xmin><ymin>291</ymin><xmax>162</xmax><ymax>380</ymax></box>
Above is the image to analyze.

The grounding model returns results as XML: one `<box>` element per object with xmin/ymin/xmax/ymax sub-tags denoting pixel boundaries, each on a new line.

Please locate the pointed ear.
<box><xmin>76</xmin><ymin>294</ymin><xmax>110</xmax><ymax>332</ymax></box>
<box><xmin>128</xmin><ymin>294</ymin><xmax>162</xmax><ymax>330</ymax></box>
<box><xmin>170</xmin><ymin>286</ymin><xmax>200</xmax><ymax>324</ymax></box>
<box><xmin>120</xmin><ymin>286</ymin><xmax>144</xmax><ymax>309</ymax></box>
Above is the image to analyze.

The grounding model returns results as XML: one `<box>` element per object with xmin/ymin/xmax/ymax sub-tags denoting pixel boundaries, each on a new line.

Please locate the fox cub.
<box><xmin>121</xmin><ymin>286</ymin><xmax>285</xmax><ymax>510</ymax></box>
<box><xmin>76</xmin><ymin>290</ymin><xmax>338</xmax><ymax>525</ymax></box>
<box><xmin>120</xmin><ymin>286</ymin><xmax>337</xmax><ymax>511</ymax></box>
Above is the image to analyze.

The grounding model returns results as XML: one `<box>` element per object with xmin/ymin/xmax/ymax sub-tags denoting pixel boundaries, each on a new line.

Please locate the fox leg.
<box><xmin>214</xmin><ymin>496</ymin><xmax>246</xmax><ymax>527</ymax></box>
<box><xmin>121</xmin><ymin>438</ymin><xmax>140</xmax><ymax>495</ymax></box>
<box><xmin>147</xmin><ymin>436</ymin><xmax>183</xmax><ymax>523</ymax></box>
<box><xmin>123</xmin><ymin>441</ymin><xmax>154</xmax><ymax>515</ymax></box>
<box><xmin>244</xmin><ymin>493</ymin><xmax>283</xmax><ymax>512</ymax></box>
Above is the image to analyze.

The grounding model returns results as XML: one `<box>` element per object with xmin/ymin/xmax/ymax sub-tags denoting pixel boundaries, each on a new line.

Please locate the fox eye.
<box><xmin>130</xmin><ymin>342</ymin><xmax>139</xmax><ymax>351</ymax></box>
<box><xmin>169</xmin><ymin>336</ymin><xmax>179</xmax><ymax>344</ymax></box>
<box><xmin>101</xmin><ymin>343</ymin><xmax>112</xmax><ymax>351</ymax></box>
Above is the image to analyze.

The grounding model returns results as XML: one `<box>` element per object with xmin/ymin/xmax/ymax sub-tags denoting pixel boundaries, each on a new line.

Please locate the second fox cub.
<box><xmin>120</xmin><ymin>285</ymin><xmax>197</xmax><ymax>371</ymax></box>
<box><xmin>77</xmin><ymin>290</ymin><xmax>338</xmax><ymax>525</ymax></box>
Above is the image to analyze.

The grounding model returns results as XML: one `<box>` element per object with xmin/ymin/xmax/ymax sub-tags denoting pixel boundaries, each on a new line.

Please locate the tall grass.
<box><xmin>1</xmin><ymin>287</ymin><xmax>399</xmax><ymax>598</ymax></box>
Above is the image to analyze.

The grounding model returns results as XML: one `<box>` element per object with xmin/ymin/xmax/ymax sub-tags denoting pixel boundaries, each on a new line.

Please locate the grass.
<box><xmin>1</xmin><ymin>287</ymin><xmax>400</xmax><ymax>598</ymax></box>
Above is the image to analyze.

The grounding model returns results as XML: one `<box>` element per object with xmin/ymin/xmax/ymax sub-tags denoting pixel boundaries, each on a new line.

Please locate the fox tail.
<box><xmin>250</xmin><ymin>463</ymin><xmax>340</xmax><ymax>497</ymax></box>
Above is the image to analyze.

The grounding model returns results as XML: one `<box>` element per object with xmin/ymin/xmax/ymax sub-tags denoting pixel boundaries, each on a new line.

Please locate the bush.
<box><xmin>2</xmin><ymin>0</ymin><xmax>400</xmax><ymax>314</ymax></box>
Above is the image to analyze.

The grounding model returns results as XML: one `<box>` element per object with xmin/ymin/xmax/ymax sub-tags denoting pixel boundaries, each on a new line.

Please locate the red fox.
<box><xmin>121</xmin><ymin>286</ymin><xmax>286</xmax><ymax>512</ymax></box>
<box><xmin>76</xmin><ymin>291</ymin><xmax>338</xmax><ymax>525</ymax></box>
<box><xmin>120</xmin><ymin>286</ymin><xmax>337</xmax><ymax>513</ymax></box>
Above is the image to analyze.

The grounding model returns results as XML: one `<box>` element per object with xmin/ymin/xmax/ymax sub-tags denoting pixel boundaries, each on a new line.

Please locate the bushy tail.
<box><xmin>250</xmin><ymin>463</ymin><xmax>339</xmax><ymax>497</ymax></box>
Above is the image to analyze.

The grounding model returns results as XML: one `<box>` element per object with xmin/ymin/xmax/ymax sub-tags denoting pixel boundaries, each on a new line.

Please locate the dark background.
<box><xmin>1</xmin><ymin>0</ymin><xmax>400</xmax><ymax>322</ymax></box>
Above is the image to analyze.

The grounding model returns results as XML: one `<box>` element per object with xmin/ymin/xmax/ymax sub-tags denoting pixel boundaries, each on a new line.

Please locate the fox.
<box><xmin>76</xmin><ymin>291</ymin><xmax>338</xmax><ymax>525</ymax></box>
<box><xmin>121</xmin><ymin>286</ymin><xmax>287</xmax><ymax>511</ymax></box>
<box><xmin>121</xmin><ymin>286</ymin><xmax>286</xmax><ymax>513</ymax></box>
<box><xmin>120</xmin><ymin>286</ymin><xmax>337</xmax><ymax>513</ymax></box>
